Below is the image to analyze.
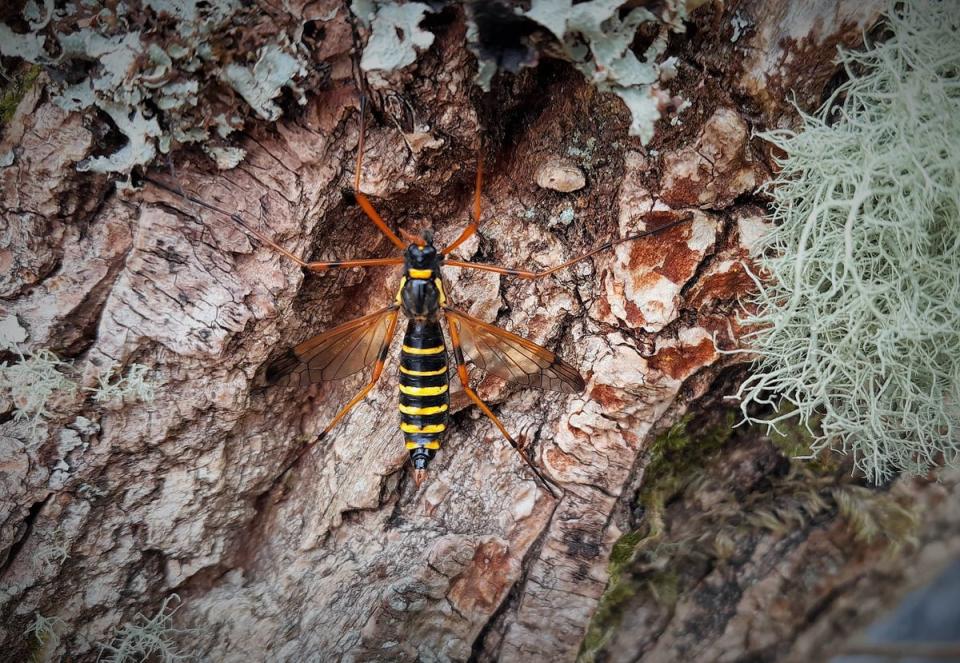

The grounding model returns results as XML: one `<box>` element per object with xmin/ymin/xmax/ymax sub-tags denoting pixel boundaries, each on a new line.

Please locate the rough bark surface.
<box><xmin>5</xmin><ymin>1</ymin><xmax>948</xmax><ymax>662</ymax></box>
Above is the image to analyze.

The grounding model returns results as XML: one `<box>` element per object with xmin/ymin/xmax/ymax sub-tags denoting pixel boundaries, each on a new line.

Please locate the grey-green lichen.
<box><xmin>87</xmin><ymin>362</ymin><xmax>163</xmax><ymax>405</ymax></box>
<box><xmin>0</xmin><ymin>0</ymin><xmax>321</xmax><ymax>174</ymax></box>
<box><xmin>520</xmin><ymin>0</ymin><xmax>688</xmax><ymax>143</ymax></box>
<box><xmin>734</xmin><ymin>0</ymin><xmax>960</xmax><ymax>483</ymax></box>
<box><xmin>23</xmin><ymin>611</ymin><xmax>66</xmax><ymax>663</ymax></box>
<box><xmin>356</xmin><ymin>2</ymin><xmax>435</xmax><ymax>81</ymax></box>
<box><xmin>97</xmin><ymin>595</ymin><xmax>196</xmax><ymax>663</ymax></box>
<box><xmin>0</xmin><ymin>349</ymin><xmax>77</xmax><ymax>434</ymax></box>
<box><xmin>352</xmin><ymin>0</ymin><xmax>689</xmax><ymax>143</ymax></box>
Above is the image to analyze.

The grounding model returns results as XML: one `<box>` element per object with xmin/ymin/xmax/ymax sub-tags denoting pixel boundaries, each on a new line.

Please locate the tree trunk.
<box><xmin>3</xmin><ymin>1</ymin><xmax>955</xmax><ymax>662</ymax></box>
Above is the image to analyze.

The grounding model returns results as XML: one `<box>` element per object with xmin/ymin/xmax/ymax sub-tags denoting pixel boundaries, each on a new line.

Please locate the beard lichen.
<box><xmin>736</xmin><ymin>0</ymin><xmax>960</xmax><ymax>483</ymax></box>
<box><xmin>0</xmin><ymin>348</ymin><xmax>77</xmax><ymax>435</ymax></box>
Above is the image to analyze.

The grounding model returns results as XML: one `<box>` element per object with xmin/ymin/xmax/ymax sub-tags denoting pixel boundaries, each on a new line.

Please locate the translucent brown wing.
<box><xmin>445</xmin><ymin>308</ymin><xmax>585</xmax><ymax>394</ymax></box>
<box><xmin>266</xmin><ymin>306</ymin><xmax>399</xmax><ymax>387</ymax></box>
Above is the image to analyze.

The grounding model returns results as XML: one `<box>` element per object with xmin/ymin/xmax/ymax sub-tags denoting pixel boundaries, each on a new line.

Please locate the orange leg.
<box><xmin>441</xmin><ymin>153</ymin><xmax>484</xmax><ymax>256</ymax></box>
<box><xmin>354</xmin><ymin>96</ymin><xmax>407</xmax><ymax>250</ymax></box>
<box><xmin>445</xmin><ymin>311</ymin><xmax>559</xmax><ymax>498</ymax></box>
<box><xmin>320</xmin><ymin>308</ymin><xmax>399</xmax><ymax>434</ymax></box>
<box><xmin>282</xmin><ymin>309</ymin><xmax>400</xmax><ymax>473</ymax></box>
<box><xmin>443</xmin><ymin>214</ymin><xmax>694</xmax><ymax>279</ymax></box>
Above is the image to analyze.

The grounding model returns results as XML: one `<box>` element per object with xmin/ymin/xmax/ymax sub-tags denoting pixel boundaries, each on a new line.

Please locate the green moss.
<box><xmin>578</xmin><ymin>412</ymin><xmax>737</xmax><ymax>662</ymax></box>
<box><xmin>583</xmin><ymin>402</ymin><xmax>924</xmax><ymax>661</ymax></box>
<box><xmin>645</xmin><ymin>569</ymin><xmax>680</xmax><ymax>606</ymax></box>
<box><xmin>764</xmin><ymin>403</ymin><xmax>839</xmax><ymax>474</ymax></box>
<box><xmin>638</xmin><ymin>411</ymin><xmax>736</xmax><ymax>518</ymax></box>
<box><xmin>0</xmin><ymin>65</ymin><xmax>41</xmax><ymax>126</ymax></box>
<box><xmin>608</xmin><ymin>529</ymin><xmax>645</xmax><ymax>574</ymax></box>
<box><xmin>579</xmin><ymin>579</ymin><xmax>638</xmax><ymax>662</ymax></box>
<box><xmin>833</xmin><ymin>486</ymin><xmax>918</xmax><ymax>554</ymax></box>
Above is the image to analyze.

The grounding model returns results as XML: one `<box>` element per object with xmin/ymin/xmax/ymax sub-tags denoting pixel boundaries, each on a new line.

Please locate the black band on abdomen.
<box><xmin>399</xmin><ymin>319</ymin><xmax>449</xmax><ymax>455</ymax></box>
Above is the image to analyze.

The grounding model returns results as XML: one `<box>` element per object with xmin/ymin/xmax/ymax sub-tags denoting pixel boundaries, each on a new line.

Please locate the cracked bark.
<box><xmin>3</xmin><ymin>2</ymin><xmax>954</xmax><ymax>662</ymax></box>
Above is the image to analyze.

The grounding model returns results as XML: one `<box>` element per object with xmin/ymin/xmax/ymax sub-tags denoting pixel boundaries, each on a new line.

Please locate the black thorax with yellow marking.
<box><xmin>396</xmin><ymin>235</ymin><xmax>449</xmax><ymax>471</ymax></box>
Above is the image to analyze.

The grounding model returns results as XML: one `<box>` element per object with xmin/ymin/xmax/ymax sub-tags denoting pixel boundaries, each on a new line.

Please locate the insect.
<box><xmin>147</xmin><ymin>99</ymin><xmax>690</xmax><ymax>494</ymax></box>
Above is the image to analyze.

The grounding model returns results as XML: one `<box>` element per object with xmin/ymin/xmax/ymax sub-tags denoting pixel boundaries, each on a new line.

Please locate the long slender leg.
<box><xmin>443</xmin><ymin>214</ymin><xmax>694</xmax><ymax>279</ymax></box>
<box><xmin>441</xmin><ymin>154</ymin><xmax>484</xmax><ymax>256</ymax></box>
<box><xmin>354</xmin><ymin>97</ymin><xmax>407</xmax><ymax>250</ymax></box>
<box><xmin>445</xmin><ymin>311</ymin><xmax>559</xmax><ymax>498</ymax></box>
<box><xmin>282</xmin><ymin>309</ymin><xmax>400</xmax><ymax>473</ymax></box>
<box><xmin>144</xmin><ymin>176</ymin><xmax>404</xmax><ymax>272</ymax></box>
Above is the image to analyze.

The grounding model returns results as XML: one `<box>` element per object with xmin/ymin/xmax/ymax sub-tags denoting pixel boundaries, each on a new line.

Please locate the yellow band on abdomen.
<box><xmin>399</xmin><ymin>365</ymin><xmax>447</xmax><ymax>376</ymax></box>
<box><xmin>401</xmin><ymin>345</ymin><xmax>444</xmax><ymax>355</ymax></box>
<box><xmin>401</xmin><ymin>423</ymin><xmax>446</xmax><ymax>434</ymax></box>
<box><xmin>399</xmin><ymin>403</ymin><xmax>448</xmax><ymax>415</ymax></box>
<box><xmin>405</xmin><ymin>440</ymin><xmax>441</xmax><ymax>450</ymax></box>
<box><xmin>408</xmin><ymin>268</ymin><xmax>432</xmax><ymax>279</ymax></box>
<box><xmin>399</xmin><ymin>384</ymin><xmax>448</xmax><ymax>396</ymax></box>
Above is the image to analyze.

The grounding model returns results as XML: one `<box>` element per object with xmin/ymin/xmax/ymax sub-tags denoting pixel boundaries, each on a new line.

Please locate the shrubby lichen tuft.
<box><xmin>23</xmin><ymin>611</ymin><xmax>66</xmax><ymax>663</ymax></box>
<box><xmin>0</xmin><ymin>1</ymin><xmax>323</xmax><ymax>174</ymax></box>
<box><xmin>0</xmin><ymin>349</ymin><xmax>77</xmax><ymax>432</ymax></box>
<box><xmin>97</xmin><ymin>595</ymin><xmax>195</xmax><ymax>663</ymax></box>
<box><xmin>736</xmin><ymin>0</ymin><xmax>960</xmax><ymax>483</ymax></box>
<box><xmin>88</xmin><ymin>362</ymin><xmax>163</xmax><ymax>405</ymax></box>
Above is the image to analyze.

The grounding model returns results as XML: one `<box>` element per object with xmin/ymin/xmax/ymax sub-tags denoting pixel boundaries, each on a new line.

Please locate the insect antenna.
<box><xmin>443</xmin><ymin>211</ymin><xmax>696</xmax><ymax>279</ymax></box>
<box><xmin>143</xmin><ymin>174</ymin><xmax>405</xmax><ymax>272</ymax></box>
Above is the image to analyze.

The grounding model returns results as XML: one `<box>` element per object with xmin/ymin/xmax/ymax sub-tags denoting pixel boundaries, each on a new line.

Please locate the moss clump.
<box><xmin>581</xmin><ymin>408</ymin><xmax>920</xmax><ymax>661</ymax></box>
<box><xmin>578</xmin><ymin>412</ymin><xmax>736</xmax><ymax>662</ymax></box>
<box><xmin>764</xmin><ymin>403</ymin><xmax>840</xmax><ymax>474</ymax></box>
<box><xmin>832</xmin><ymin>486</ymin><xmax>918</xmax><ymax>554</ymax></box>
<box><xmin>735</xmin><ymin>0</ymin><xmax>960</xmax><ymax>483</ymax></box>
<box><xmin>638</xmin><ymin>411</ymin><xmax>736</xmax><ymax>538</ymax></box>
<box><xmin>0</xmin><ymin>65</ymin><xmax>41</xmax><ymax>126</ymax></box>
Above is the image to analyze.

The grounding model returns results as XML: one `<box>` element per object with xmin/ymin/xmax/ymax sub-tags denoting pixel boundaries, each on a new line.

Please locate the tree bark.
<box><xmin>5</xmin><ymin>1</ymin><xmax>954</xmax><ymax>662</ymax></box>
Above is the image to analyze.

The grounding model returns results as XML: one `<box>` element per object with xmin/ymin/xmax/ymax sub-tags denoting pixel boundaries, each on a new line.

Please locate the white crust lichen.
<box><xmin>736</xmin><ymin>0</ymin><xmax>960</xmax><ymax>483</ymax></box>
<box><xmin>0</xmin><ymin>1</ymin><xmax>318</xmax><ymax>174</ymax></box>
<box><xmin>521</xmin><ymin>0</ymin><xmax>687</xmax><ymax>142</ymax></box>
<box><xmin>358</xmin><ymin>2</ymin><xmax>435</xmax><ymax>79</ymax></box>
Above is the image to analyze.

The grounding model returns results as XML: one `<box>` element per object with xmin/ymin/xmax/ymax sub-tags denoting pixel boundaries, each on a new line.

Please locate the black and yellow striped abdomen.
<box><xmin>399</xmin><ymin>319</ymin><xmax>449</xmax><ymax>470</ymax></box>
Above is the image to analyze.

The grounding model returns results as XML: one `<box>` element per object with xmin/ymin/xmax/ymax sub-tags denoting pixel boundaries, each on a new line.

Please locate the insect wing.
<box><xmin>267</xmin><ymin>306</ymin><xmax>398</xmax><ymax>386</ymax></box>
<box><xmin>445</xmin><ymin>308</ymin><xmax>585</xmax><ymax>394</ymax></box>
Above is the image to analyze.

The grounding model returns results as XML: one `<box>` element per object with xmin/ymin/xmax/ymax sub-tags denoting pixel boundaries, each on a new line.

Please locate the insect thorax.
<box><xmin>398</xmin><ymin>242</ymin><xmax>445</xmax><ymax>319</ymax></box>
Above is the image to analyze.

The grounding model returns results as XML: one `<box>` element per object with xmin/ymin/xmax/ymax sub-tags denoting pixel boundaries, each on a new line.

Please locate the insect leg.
<box><xmin>443</xmin><ymin>214</ymin><xmax>694</xmax><ymax>279</ymax></box>
<box><xmin>319</xmin><ymin>308</ymin><xmax>400</xmax><ymax>435</ymax></box>
<box><xmin>305</xmin><ymin>257</ymin><xmax>404</xmax><ymax>272</ymax></box>
<box><xmin>445</xmin><ymin>311</ymin><xmax>559</xmax><ymax>498</ymax></box>
<box><xmin>282</xmin><ymin>308</ymin><xmax>401</xmax><ymax>472</ymax></box>
<box><xmin>354</xmin><ymin>96</ymin><xmax>407</xmax><ymax>250</ymax></box>
<box><xmin>441</xmin><ymin>154</ymin><xmax>484</xmax><ymax>256</ymax></box>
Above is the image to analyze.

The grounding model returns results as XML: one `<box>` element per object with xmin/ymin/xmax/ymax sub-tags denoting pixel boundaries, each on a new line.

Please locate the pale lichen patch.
<box><xmin>736</xmin><ymin>0</ymin><xmax>960</xmax><ymax>482</ymax></box>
